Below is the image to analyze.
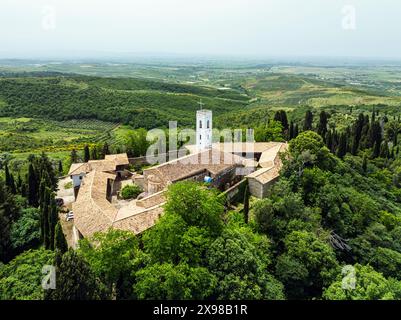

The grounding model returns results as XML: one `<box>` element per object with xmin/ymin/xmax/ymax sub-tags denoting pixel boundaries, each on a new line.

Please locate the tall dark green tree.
<box><xmin>274</xmin><ymin>110</ymin><xmax>289</xmax><ymax>134</ymax></box>
<box><xmin>54</xmin><ymin>222</ymin><xmax>68</xmax><ymax>254</ymax></box>
<box><xmin>58</xmin><ymin>160</ymin><xmax>63</xmax><ymax>176</ymax></box>
<box><xmin>294</xmin><ymin>123</ymin><xmax>299</xmax><ymax>139</ymax></box>
<box><xmin>371</xmin><ymin>121</ymin><xmax>382</xmax><ymax>158</ymax></box>
<box><xmin>243</xmin><ymin>185</ymin><xmax>250</xmax><ymax>224</ymax></box>
<box><xmin>362</xmin><ymin>154</ymin><xmax>368</xmax><ymax>174</ymax></box>
<box><xmin>91</xmin><ymin>146</ymin><xmax>99</xmax><ymax>160</ymax></box>
<box><xmin>4</xmin><ymin>164</ymin><xmax>16</xmax><ymax>195</ymax></box>
<box><xmin>48</xmin><ymin>197</ymin><xmax>58</xmax><ymax>251</ymax></box>
<box><xmin>27</xmin><ymin>163</ymin><xmax>38</xmax><ymax>207</ymax></box>
<box><xmin>289</xmin><ymin>121</ymin><xmax>295</xmax><ymax>140</ymax></box>
<box><xmin>351</xmin><ymin>113</ymin><xmax>365</xmax><ymax>155</ymax></box>
<box><xmin>45</xmin><ymin>250</ymin><xmax>107</xmax><ymax>300</ymax></box>
<box><xmin>337</xmin><ymin>133</ymin><xmax>347</xmax><ymax>159</ymax></box>
<box><xmin>0</xmin><ymin>180</ymin><xmax>21</xmax><ymax>262</ymax></box>
<box><xmin>380</xmin><ymin>141</ymin><xmax>390</xmax><ymax>159</ymax></box>
<box><xmin>102</xmin><ymin>142</ymin><xmax>110</xmax><ymax>158</ymax></box>
<box><xmin>84</xmin><ymin>145</ymin><xmax>90</xmax><ymax>162</ymax></box>
<box><xmin>37</xmin><ymin>153</ymin><xmax>57</xmax><ymax>191</ymax></box>
<box><xmin>70</xmin><ymin>149</ymin><xmax>78</xmax><ymax>163</ymax></box>
<box><xmin>40</xmin><ymin>187</ymin><xmax>51</xmax><ymax>249</ymax></box>
<box><xmin>303</xmin><ymin>110</ymin><xmax>313</xmax><ymax>131</ymax></box>
<box><xmin>325</xmin><ymin>130</ymin><xmax>333</xmax><ymax>152</ymax></box>
<box><xmin>317</xmin><ymin>111</ymin><xmax>328</xmax><ymax>138</ymax></box>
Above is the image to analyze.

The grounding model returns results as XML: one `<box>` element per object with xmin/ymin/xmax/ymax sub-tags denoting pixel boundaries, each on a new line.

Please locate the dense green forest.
<box><xmin>0</xmin><ymin>75</ymin><xmax>248</xmax><ymax>129</ymax></box>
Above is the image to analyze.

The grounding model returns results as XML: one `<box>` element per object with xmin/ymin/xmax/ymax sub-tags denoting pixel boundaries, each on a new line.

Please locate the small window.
<box><xmin>79</xmin><ymin>176</ymin><xmax>83</xmax><ymax>180</ymax></box>
<box><xmin>199</xmin><ymin>120</ymin><xmax>202</xmax><ymax>128</ymax></box>
<box><xmin>200</xmin><ymin>135</ymin><xmax>202</xmax><ymax>140</ymax></box>
<box><xmin>207</xmin><ymin>120</ymin><xmax>210</xmax><ymax>129</ymax></box>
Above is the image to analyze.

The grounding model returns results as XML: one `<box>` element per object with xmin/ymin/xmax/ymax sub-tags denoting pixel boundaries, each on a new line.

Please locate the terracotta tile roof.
<box><xmin>68</xmin><ymin>163</ymin><xmax>90</xmax><ymax>175</ymax></box>
<box><xmin>72</xmin><ymin>170</ymin><xmax>117</xmax><ymax>237</ymax></box>
<box><xmin>73</xmin><ymin>169</ymin><xmax>166</xmax><ymax>238</ymax></box>
<box><xmin>105</xmin><ymin>153</ymin><xmax>129</xmax><ymax>166</ymax></box>
<box><xmin>144</xmin><ymin>149</ymin><xmax>246</xmax><ymax>187</ymax></box>
<box><xmin>68</xmin><ymin>153</ymin><xmax>129</xmax><ymax>176</ymax></box>
<box><xmin>246</xmin><ymin>143</ymin><xmax>288</xmax><ymax>184</ymax></box>
<box><xmin>210</xmin><ymin>142</ymin><xmax>280</xmax><ymax>154</ymax></box>
<box><xmin>259</xmin><ymin>143</ymin><xmax>284</xmax><ymax>168</ymax></box>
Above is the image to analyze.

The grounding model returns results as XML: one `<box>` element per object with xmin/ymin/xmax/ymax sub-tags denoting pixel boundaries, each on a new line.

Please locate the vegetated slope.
<box><xmin>244</xmin><ymin>73</ymin><xmax>401</xmax><ymax>108</ymax></box>
<box><xmin>0</xmin><ymin>74</ymin><xmax>249</xmax><ymax>129</ymax></box>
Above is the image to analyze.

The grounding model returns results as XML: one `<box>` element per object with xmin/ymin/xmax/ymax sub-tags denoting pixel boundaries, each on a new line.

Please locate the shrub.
<box><xmin>120</xmin><ymin>184</ymin><xmax>142</xmax><ymax>200</ymax></box>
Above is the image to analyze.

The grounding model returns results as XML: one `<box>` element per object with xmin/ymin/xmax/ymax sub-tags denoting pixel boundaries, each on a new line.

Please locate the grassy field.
<box><xmin>0</xmin><ymin>117</ymin><xmax>118</xmax><ymax>153</ymax></box>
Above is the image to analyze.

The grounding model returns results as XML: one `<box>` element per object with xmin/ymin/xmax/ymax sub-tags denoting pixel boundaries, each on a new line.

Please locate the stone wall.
<box><xmin>219</xmin><ymin>178</ymin><xmax>248</xmax><ymax>205</ymax></box>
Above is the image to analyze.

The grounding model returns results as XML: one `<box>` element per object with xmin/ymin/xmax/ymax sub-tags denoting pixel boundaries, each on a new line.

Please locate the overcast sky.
<box><xmin>1</xmin><ymin>0</ymin><xmax>400</xmax><ymax>59</ymax></box>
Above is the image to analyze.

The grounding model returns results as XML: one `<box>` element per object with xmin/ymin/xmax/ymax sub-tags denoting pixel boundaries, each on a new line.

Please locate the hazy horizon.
<box><xmin>1</xmin><ymin>0</ymin><xmax>401</xmax><ymax>61</ymax></box>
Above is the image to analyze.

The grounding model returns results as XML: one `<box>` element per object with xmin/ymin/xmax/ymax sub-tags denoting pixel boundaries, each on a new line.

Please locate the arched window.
<box><xmin>199</xmin><ymin>120</ymin><xmax>202</xmax><ymax>128</ymax></box>
<box><xmin>207</xmin><ymin>120</ymin><xmax>210</xmax><ymax>129</ymax></box>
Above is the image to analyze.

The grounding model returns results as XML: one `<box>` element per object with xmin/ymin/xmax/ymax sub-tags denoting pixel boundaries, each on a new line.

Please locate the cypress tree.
<box><xmin>294</xmin><ymin>124</ymin><xmax>299</xmax><ymax>138</ymax></box>
<box><xmin>70</xmin><ymin>149</ymin><xmax>78</xmax><ymax>164</ymax></box>
<box><xmin>102</xmin><ymin>142</ymin><xmax>110</xmax><ymax>158</ymax></box>
<box><xmin>21</xmin><ymin>182</ymin><xmax>27</xmax><ymax>197</ymax></box>
<box><xmin>4</xmin><ymin>164</ymin><xmax>16</xmax><ymax>194</ymax></box>
<box><xmin>279</xmin><ymin>110</ymin><xmax>289</xmax><ymax>131</ymax></box>
<box><xmin>303</xmin><ymin>110</ymin><xmax>313</xmax><ymax>131</ymax></box>
<box><xmin>332</xmin><ymin>130</ymin><xmax>339</xmax><ymax>153</ymax></box>
<box><xmin>9</xmin><ymin>173</ymin><xmax>16</xmax><ymax>195</ymax></box>
<box><xmin>371</xmin><ymin>121</ymin><xmax>382</xmax><ymax>158</ymax></box>
<box><xmin>362</xmin><ymin>154</ymin><xmax>368</xmax><ymax>173</ymax></box>
<box><xmin>346</xmin><ymin>126</ymin><xmax>352</xmax><ymax>153</ymax></box>
<box><xmin>48</xmin><ymin>196</ymin><xmax>58</xmax><ymax>251</ymax></box>
<box><xmin>317</xmin><ymin>111</ymin><xmax>328</xmax><ymax>138</ymax></box>
<box><xmin>243</xmin><ymin>186</ymin><xmax>250</xmax><ymax>224</ymax></box>
<box><xmin>84</xmin><ymin>145</ymin><xmax>90</xmax><ymax>162</ymax></box>
<box><xmin>351</xmin><ymin>113</ymin><xmax>365</xmax><ymax>155</ymax></box>
<box><xmin>16</xmin><ymin>174</ymin><xmax>22</xmax><ymax>194</ymax></box>
<box><xmin>91</xmin><ymin>146</ymin><xmax>98</xmax><ymax>160</ymax></box>
<box><xmin>380</xmin><ymin>141</ymin><xmax>390</xmax><ymax>159</ymax></box>
<box><xmin>289</xmin><ymin>121</ymin><xmax>294</xmax><ymax>140</ymax></box>
<box><xmin>27</xmin><ymin>163</ymin><xmax>39</xmax><ymax>207</ymax></box>
<box><xmin>54</xmin><ymin>222</ymin><xmax>68</xmax><ymax>253</ymax></box>
<box><xmin>58</xmin><ymin>160</ymin><xmax>63</xmax><ymax>175</ymax></box>
<box><xmin>337</xmin><ymin>133</ymin><xmax>347</xmax><ymax>159</ymax></box>
<box><xmin>45</xmin><ymin>250</ymin><xmax>107</xmax><ymax>300</ymax></box>
<box><xmin>325</xmin><ymin>130</ymin><xmax>333</xmax><ymax>152</ymax></box>
<box><xmin>41</xmin><ymin>187</ymin><xmax>51</xmax><ymax>249</ymax></box>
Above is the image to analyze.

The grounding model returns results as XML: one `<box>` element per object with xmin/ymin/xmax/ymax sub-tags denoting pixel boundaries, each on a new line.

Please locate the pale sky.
<box><xmin>1</xmin><ymin>0</ymin><xmax>400</xmax><ymax>59</ymax></box>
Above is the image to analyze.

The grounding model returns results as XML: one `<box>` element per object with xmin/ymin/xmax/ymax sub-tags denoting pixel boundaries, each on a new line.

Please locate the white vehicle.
<box><xmin>66</xmin><ymin>211</ymin><xmax>74</xmax><ymax>221</ymax></box>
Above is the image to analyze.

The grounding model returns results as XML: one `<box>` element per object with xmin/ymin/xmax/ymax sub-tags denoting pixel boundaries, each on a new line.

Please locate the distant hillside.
<box><xmin>0</xmin><ymin>74</ymin><xmax>250</xmax><ymax>129</ymax></box>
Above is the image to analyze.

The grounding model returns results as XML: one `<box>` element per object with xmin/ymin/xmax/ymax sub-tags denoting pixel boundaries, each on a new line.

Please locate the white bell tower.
<box><xmin>196</xmin><ymin>100</ymin><xmax>212</xmax><ymax>150</ymax></box>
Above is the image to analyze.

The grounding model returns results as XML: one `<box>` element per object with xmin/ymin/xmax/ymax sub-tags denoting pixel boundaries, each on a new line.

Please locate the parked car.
<box><xmin>66</xmin><ymin>211</ymin><xmax>74</xmax><ymax>221</ymax></box>
<box><xmin>56</xmin><ymin>198</ymin><xmax>64</xmax><ymax>207</ymax></box>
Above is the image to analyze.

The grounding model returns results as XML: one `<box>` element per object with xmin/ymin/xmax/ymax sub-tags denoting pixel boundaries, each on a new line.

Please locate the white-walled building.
<box><xmin>196</xmin><ymin>109</ymin><xmax>212</xmax><ymax>150</ymax></box>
